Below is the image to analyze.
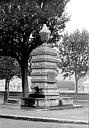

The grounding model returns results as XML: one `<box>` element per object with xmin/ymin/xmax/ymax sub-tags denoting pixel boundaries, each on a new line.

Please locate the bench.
<box><xmin>7</xmin><ymin>98</ymin><xmax>19</xmax><ymax>104</ymax></box>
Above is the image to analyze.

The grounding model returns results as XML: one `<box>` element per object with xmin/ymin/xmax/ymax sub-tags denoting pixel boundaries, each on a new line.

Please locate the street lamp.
<box><xmin>39</xmin><ymin>24</ymin><xmax>51</xmax><ymax>42</ymax></box>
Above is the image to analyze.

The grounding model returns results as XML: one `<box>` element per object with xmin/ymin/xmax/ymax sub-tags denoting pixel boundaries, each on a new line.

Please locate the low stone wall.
<box><xmin>0</xmin><ymin>91</ymin><xmax>89</xmax><ymax>100</ymax></box>
<box><xmin>0</xmin><ymin>91</ymin><xmax>23</xmax><ymax>98</ymax></box>
<box><xmin>59</xmin><ymin>92</ymin><xmax>89</xmax><ymax>100</ymax></box>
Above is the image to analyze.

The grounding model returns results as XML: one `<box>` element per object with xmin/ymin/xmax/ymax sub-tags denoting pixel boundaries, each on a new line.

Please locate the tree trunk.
<box><xmin>75</xmin><ymin>73</ymin><xmax>78</xmax><ymax>99</ymax></box>
<box><xmin>4</xmin><ymin>78</ymin><xmax>9</xmax><ymax>103</ymax></box>
<box><xmin>21</xmin><ymin>61</ymin><xmax>28</xmax><ymax>98</ymax></box>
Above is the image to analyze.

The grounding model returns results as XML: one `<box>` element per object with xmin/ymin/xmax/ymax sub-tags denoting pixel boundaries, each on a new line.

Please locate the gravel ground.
<box><xmin>0</xmin><ymin>97</ymin><xmax>89</xmax><ymax>128</ymax></box>
<box><xmin>0</xmin><ymin>105</ymin><xmax>88</xmax><ymax>121</ymax></box>
<box><xmin>0</xmin><ymin>118</ymin><xmax>88</xmax><ymax>128</ymax></box>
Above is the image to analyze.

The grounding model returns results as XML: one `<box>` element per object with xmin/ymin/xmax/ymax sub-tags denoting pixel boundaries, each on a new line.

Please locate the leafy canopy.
<box><xmin>58</xmin><ymin>29</ymin><xmax>89</xmax><ymax>79</ymax></box>
<box><xmin>0</xmin><ymin>0</ymin><xmax>69</xmax><ymax>64</ymax></box>
<box><xmin>0</xmin><ymin>56</ymin><xmax>20</xmax><ymax>81</ymax></box>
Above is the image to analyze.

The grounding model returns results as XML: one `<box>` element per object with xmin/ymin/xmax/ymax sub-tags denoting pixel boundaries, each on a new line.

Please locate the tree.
<box><xmin>0</xmin><ymin>0</ymin><xmax>69</xmax><ymax>98</ymax></box>
<box><xmin>57</xmin><ymin>29</ymin><xmax>89</xmax><ymax>97</ymax></box>
<box><xmin>0</xmin><ymin>56</ymin><xmax>20</xmax><ymax>102</ymax></box>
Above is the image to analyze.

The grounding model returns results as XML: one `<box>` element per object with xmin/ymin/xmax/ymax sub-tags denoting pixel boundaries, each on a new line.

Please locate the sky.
<box><xmin>65</xmin><ymin>0</ymin><xmax>89</xmax><ymax>33</ymax></box>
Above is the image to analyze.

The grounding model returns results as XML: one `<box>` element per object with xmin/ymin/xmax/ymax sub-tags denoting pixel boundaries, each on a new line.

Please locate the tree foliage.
<box><xmin>58</xmin><ymin>29</ymin><xmax>89</xmax><ymax>94</ymax></box>
<box><xmin>0</xmin><ymin>56</ymin><xmax>20</xmax><ymax>102</ymax></box>
<box><xmin>0</xmin><ymin>56</ymin><xmax>20</xmax><ymax>80</ymax></box>
<box><xmin>0</xmin><ymin>0</ymin><xmax>69</xmax><ymax>97</ymax></box>
<box><xmin>0</xmin><ymin>0</ymin><xmax>69</xmax><ymax>60</ymax></box>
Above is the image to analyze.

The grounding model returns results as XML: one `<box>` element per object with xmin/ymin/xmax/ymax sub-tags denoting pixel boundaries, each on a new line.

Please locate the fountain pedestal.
<box><xmin>31</xmin><ymin>44</ymin><xmax>59</xmax><ymax>107</ymax></box>
<box><xmin>21</xmin><ymin>44</ymin><xmax>74</xmax><ymax>108</ymax></box>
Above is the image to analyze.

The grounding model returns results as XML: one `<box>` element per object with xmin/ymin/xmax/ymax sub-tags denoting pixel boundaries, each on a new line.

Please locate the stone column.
<box><xmin>31</xmin><ymin>44</ymin><xmax>59</xmax><ymax>106</ymax></box>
